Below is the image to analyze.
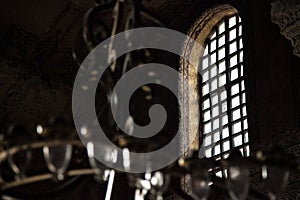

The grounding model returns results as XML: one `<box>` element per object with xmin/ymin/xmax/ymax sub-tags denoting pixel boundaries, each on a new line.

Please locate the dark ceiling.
<box><xmin>0</xmin><ymin>0</ymin><xmax>195</xmax><ymax>128</ymax></box>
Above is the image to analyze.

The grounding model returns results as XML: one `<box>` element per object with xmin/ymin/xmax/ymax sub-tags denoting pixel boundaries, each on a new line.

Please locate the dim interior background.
<box><xmin>0</xmin><ymin>0</ymin><xmax>300</xmax><ymax>199</ymax></box>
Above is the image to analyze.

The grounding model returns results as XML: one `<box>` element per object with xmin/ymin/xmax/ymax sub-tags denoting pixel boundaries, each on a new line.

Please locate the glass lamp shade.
<box><xmin>130</xmin><ymin>171</ymin><xmax>169</xmax><ymax>200</ymax></box>
<box><xmin>39</xmin><ymin>118</ymin><xmax>75</xmax><ymax>181</ymax></box>
<box><xmin>226</xmin><ymin>149</ymin><xmax>250</xmax><ymax>200</ymax></box>
<box><xmin>134</xmin><ymin>188</ymin><xmax>148</xmax><ymax>200</ymax></box>
<box><xmin>8</xmin><ymin>148</ymin><xmax>32</xmax><ymax>179</ymax></box>
<box><xmin>117</xmin><ymin>136</ymin><xmax>157</xmax><ymax>172</ymax></box>
<box><xmin>129</xmin><ymin>173</ymin><xmax>151</xmax><ymax>200</ymax></box>
<box><xmin>6</xmin><ymin>124</ymin><xmax>33</xmax><ymax>179</ymax></box>
<box><xmin>149</xmin><ymin>171</ymin><xmax>170</xmax><ymax>200</ymax></box>
<box><xmin>87</xmin><ymin>141</ymin><xmax>117</xmax><ymax>182</ymax></box>
<box><xmin>262</xmin><ymin>165</ymin><xmax>289</xmax><ymax>200</ymax></box>
<box><xmin>261</xmin><ymin>146</ymin><xmax>291</xmax><ymax>200</ymax></box>
<box><xmin>189</xmin><ymin>170</ymin><xmax>210</xmax><ymax>200</ymax></box>
<box><xmin>226</xmin><ymin>165</ymin><xmax>250</xmax><ymax>200</ymax></box>
<box><xmin>43</xmin><ymin>143</ymin><xmax>73</xmax><ymax>181</ymax></box>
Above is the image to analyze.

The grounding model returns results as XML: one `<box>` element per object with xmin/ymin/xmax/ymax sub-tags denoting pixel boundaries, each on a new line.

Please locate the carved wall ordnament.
<box><xmin>271</xmin><ymin>0</ymin><xmax>300</xmax><ymax>57</ymax></box>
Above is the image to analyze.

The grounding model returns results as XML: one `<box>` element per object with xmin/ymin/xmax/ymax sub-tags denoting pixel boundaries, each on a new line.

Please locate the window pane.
<box><xmin>223</xmin><ymin>140</ymin><xmax>230</xmax><ymax>151</ymax></box>
<box><xmin>231</xmin><ymin>84</ymin><xmax>240</xmax><ymax>96</ymax></box>
<box><xmin>240</xmin><ymin>50</ymin><xmax>243</xmax><ymax>61</ymax></box>
<box><xmin>218</xmin><ymin>47</ymin><xmax>225</xmax><ymax>60</ymax></box>
<box><xmin>219</xmin><ymin>60</ymin><xmax>226</xmax><ymax>73</ymax></box>
<box><xmin>211</xmin><ymin>79</ymin><xmax>218</xmax><ymax>91</ymax></box>
<box><xmin>222</xmin><ymin>127</ymin><xmax>229</xmax><ymax>138</ymax></box>
<box><xmin>212</xmin><ymin>94</ymin><xmax>218</xmax><ymax>105</ymax></box>
<box><xmin>241</xmin><ymin>65</ymin><xmax>244</xmax><ymax>76</ymax></box>
<box><xmin>232</xmin><ymin>109</ymin><xmax>241</xmax><ymax>121</ymax></box>
<box><xmin>220</xmin><ymin>90</ymin><xmax>227</xmax><ymax>101</ymax></box>
<box><xmin>231</xmin><ymin>96</ymin><xmax>240</xmax><ymax>108</ymax></box>
<box><xmin>242</xmin><ymin>106</ymin><xmax>247</xmax><ymax>116</ymax></box>
<box><xmin>239</xmin><ymin>25</ymin><xmax>242</xmax><ymax>36</ymax></box>
<box><xmin>212</xmin><ymin>106</ymin><xmax>219</xmax><ymax>118</ymax></box>
<box><xmin>229</xmin><ymin>29</ymin><xmax>237</xmax><ymax>41</ymax></box>
<box><xmin>203</xmin><ymin>84</ymin><xmax>209</xmax><ymax>95</ymax></box>
<box><xmin>230</xmin><ymin>55</ymin><xmax>238</xmax><ymax>68</ymax></box>
<box><xmin>245</xmin><ymin>145</ymin><xmax>250</xmax><ymax>156</ymax></box>
<box><xmin>213</xmin><ymin>132</ymin><xmax>220</xmax><ymax>142</ymax></box>
<box><xmin>204</xmin><ymin>122</ymin><xmax>211</xmax><ymax>134</ymax></box>
<box><xmin>202</xmin><ymin>56</ymin><xmax>209</xmax><ymax>69</ymax></box>
<box><xmin>229</xmin><ymin>16</ymin><xmax>236</xmax><ymax>28</ymax></box>
<box><xmin>204</xmin><ymin>110</ymin><xmax>211</xmax><ymax>121</ymax></box>
<box><xmin>214</xmin><ymin>144</ymin><xmax>221</xmax><ymax>155</ymax></box>
<box><xmin>211</xmin><ymin>53</ymin><xmax>216</xmax><ymax>64</ymax></box>
<box><xmin>219</xmin><ymin>22</ymin><xmax>225</xmax><ymax>33</ymax></box>
<box><xmin>210</xmin><ymin>66</ymin><xmax>217</xmax><ymax>78</ymax></box>
<box><xmin>203</xmin><ymin>71</ymin><xmax>209</xmax><ymax>82</ymax></box>
<box><xmin>243</xmin><ymin>119</ymin><xmax>248</xmax><ymax>129</ymax></box>
<box><xmin>219</xmin><ymin>74</ymin><xmax>226</xmax><ymax>86</ymax></box>
<box><xmin>233</xmin><ymin>122</ymin><xmax>241</xmax><ymax>134</ymax></box>
<box><xmin>210</xmin><ymin>39</ymin><xmax>216</xmax><ymax>52</ymax></box>
<box><xmin>204</xmin><ymin>135</ymin><xmax>212</xmax><ymax>146</ymax></box>
<box><xmin>205</xmin><ymin>149</ymin><xmax>212</xmax><ymax>157</ymax></box>
<box><xmin>211</xmin><ymin>31</ymin><xmax>216</xmax><ymax>39</ymax></box>
<box><xmin>230</xmin><ymin>41</ymin><xmax>237</xmax><ymax>54</ymax></box>
<box><xmin>239</xmin><ymin>38</ymin><xmax>243</xmax><ymax>48</ymax></box>
<box><xmin>241</xmin><ymin>80</ymin><xmax>245</xmax><ymax>91</ymax></box>
<box><xmin>204</xmin><ymin>45</ymin><xmax>209</xmax><ymax>56</ymax></box>
<box><xmin>233</xmin><ymin>134</ymin><xmax>243</xmax><ymax>147</ymax></box>
<box><xmin>213</xmin><ymin>119</ymin><xmax>219</xmax><ymax>130</ymax></box>
<box><xmin>242</xmin><ymin>93</ymin><xmax>246</xmax><ymax>103</ymax></box>
<box><xmin>219</xmin><ymin>34</ymin><xmax>225</xmax><ymax>47</ymax></box>
<box><xmin>203</xmin><ymin>98</ymin><xmax>210</xmax><ymax>110</ymax></box>
<box><xmin>244</xmin><ymin>131</ymin><xmax>249</xmax><ymax>143</ymax></box>
<box><xmin>222</xmin><ymin>102</ymin><xmax>227</xmax><ymax>113</ymax></box>
<box><xmin>222</xmin><ymin>115</ymin><xmax>228</xmax><ymax>125</ymax></box>
<box><xmin>230</xmin><ymin>68</ymin><xmax>238</xmax><ymax>81</ymax></box>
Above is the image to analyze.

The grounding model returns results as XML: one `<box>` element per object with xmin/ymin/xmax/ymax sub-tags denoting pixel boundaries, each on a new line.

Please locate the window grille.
<box><xmin>199</xmin><ymin>15</ymin><xmax>249</xmax><ymax>174</ymax></box>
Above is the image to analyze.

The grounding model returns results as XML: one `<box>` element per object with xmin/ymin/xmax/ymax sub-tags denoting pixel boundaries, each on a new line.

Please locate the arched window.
<box><xmin>200</xmin><ymin>14</ymin><xmax>249</xmax><ymax>163</ymax></box>
<box><xmin>180</xmin><ymin>5</ymin><xmax>250</xmax><ymax>174</ymax></box>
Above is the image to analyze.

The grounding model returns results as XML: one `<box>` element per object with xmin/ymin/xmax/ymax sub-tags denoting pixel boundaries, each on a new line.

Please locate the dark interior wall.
<box><xmin>238</xmin><ymin>0</ymin><xmax>300</xmax><ymax>197</ymax></box>
<box><xmin>242</xmin><ymin>0</ymin><xmax>300</xmax><ymax>150</ymax></box>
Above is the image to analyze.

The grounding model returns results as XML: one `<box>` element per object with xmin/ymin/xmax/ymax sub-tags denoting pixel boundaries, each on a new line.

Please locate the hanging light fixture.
<box><xmin>259</xmin><ymin>146</ymin><xmax>292</xmax><ymax>200</ymax></box>
<box><xmin>148</xmin><ymin>171</ymin><xmax>170</xmax><ymax>200</ymax></box>
<box><xmin>39</xmin><ymin>118</ymin><xmax>74</xmax><ymax>181</ymax></box>
<box><xmin>183</xmin><ymin>152</ymin><xmax>213</xmax><ymax>200</ymax></box>
<box><xmin>188</xmin><ymin>169</ymin><xmax>210</xmax><ymax>200</ymax></box>
<box><xmin>87</xmin><ymin>141</ymin><xmax>116</xmax><ymax>182</ymax></box>
<box><xmin>6</xmin><ymin>124</ymin><xmax>33</xmax><ymax>180</ymax></box>
<box><xmin>225</xmin><ymin>148</ymin><xmax>250</xmax><ymax>200</ymax></box>
<box><xmin>43</xmin><ymin>143</ymin><xmax>72</xmax><ymax>181</ymax></box>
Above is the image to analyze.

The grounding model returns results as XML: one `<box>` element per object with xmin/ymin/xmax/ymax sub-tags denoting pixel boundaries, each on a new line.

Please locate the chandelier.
<box><xmin>0</xmin><ymin>121</ymin><xmax>298</xmax><ymax>199</ymax></box>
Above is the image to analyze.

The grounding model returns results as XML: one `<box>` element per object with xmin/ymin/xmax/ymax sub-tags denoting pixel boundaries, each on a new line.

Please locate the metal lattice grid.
<box><xmin>199</xmin><ymin>15</ymin><xmax>249</xmax><ymax>176</ymax></box>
